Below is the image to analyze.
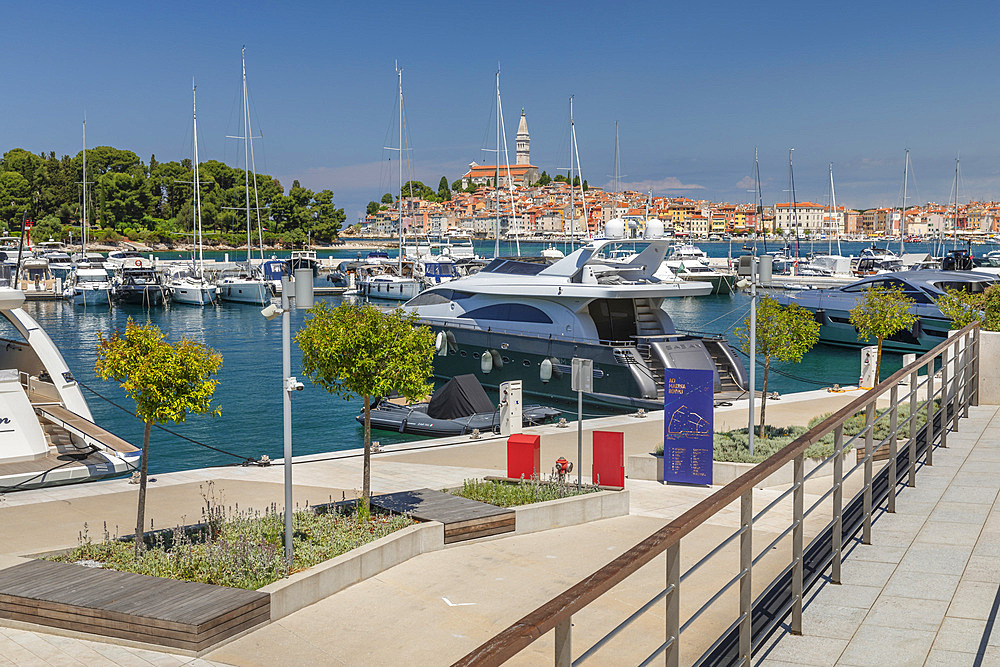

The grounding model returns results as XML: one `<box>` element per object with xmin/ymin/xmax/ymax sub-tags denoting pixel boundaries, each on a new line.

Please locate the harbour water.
<box><xmin>11</xmin><ymin>238</ymin><xmax>971</xmax><ymax>475</ymax></box>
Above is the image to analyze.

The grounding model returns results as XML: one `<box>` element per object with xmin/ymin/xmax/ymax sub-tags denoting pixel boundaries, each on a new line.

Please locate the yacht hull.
<box><xmin>361</xmin><ymin>279</ymin><xmax>420</xmax><ymax>301</ymax></box>
<box><xmin>71</xmin><ymin>288</ymin><xmax>111</xmax><ymax>307</ymax></box>
<box><xmin>171</xmin><ymin>283</ymin><xmax>218</xmax><ymax>306</ymax></box>
<box><xmin>809</xmin><ymin>308</ymin><xmax>950</xmax><ymax>353</ymax></box>
<box><xmin>218</xmin><ymin>281</ymin><xmax>271</xmax><ymax>305</ymax></box>
<box><xmin>115</xmin><ymin>286</ymin><xmax>166</xmax><ymax>306</ymax></box>
<box><xmin>423</xmin><ymin>322</ymin><xmax>735</xmax><ymax>410</ymax></box>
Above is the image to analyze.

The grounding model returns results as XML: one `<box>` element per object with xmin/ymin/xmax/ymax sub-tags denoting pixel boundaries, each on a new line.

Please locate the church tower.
<box><xmin>516</xmin><ymin>109</ymin><xmax>530</xmax><ymax>165</ymax></box>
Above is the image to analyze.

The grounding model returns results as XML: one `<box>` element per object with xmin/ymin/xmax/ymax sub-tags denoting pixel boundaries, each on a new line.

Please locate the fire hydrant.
<box><xmin>555</xmin><ymin>457</ymin><xmax>573</xmax><ymax>482</ymax></box>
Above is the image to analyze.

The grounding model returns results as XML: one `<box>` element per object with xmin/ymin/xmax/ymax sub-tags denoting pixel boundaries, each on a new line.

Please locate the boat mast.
<box><xmin>789</xmin><ymin>148</ymin><xmax>799</xmax><ymax>260</ymax></box>
<box><xmin>399</xmin><ymin>65</ymin><xmax>404</xmax><ymax>273</ymax></box>
<box><xmin>569</xmin><ymin>96</ymin><xmax>575</xmax><ymax>250</ymax></box>
<box><xmin>81</xmin><ymin>119</ymin><xmax>87</xmax><ymax>255</ymax></box>
<box><xmin>494</xmin><ymin>68</ymin><xmax>500</xmax><ymax>259</ymax></box>
<box><xmin>902</xmin><ymin>151</ymin><xmax>910</xmax><ymax>250</ymax></box>
<box><xmin>241</xmin><ymin>47</ymin><xmax>252</xmax><ymax>266</ymax></box>
<box><xmin>830</xmin><ymin>163</ymin><xmax>841</xmax><ymax>256</ymax></box>
<box><xmin>754</xmin><ymin>147</ymin><xmax>765</xmax><ymax>253</ymax></box>
<box><xmin>953</xmin><ymin>157</ymin><xmax>960</xmax><ymax>251</ymax></box>
<box><xmin>613</xmin><ymin>121</ymin><xmax>619</xmax><ymax>236</ymax></box>
<box><xmin>193</xmin><ymin>80</ymin><xmax>204</xmax><ymax>279</ymax></box>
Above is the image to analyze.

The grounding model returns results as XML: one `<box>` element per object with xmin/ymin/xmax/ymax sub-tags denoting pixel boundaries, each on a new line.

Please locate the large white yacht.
<box><xmin>403</xmin><ymin>238</ymin><xmax>747</xmax><ymax>409</ymax></box>
<box><xmin>0</xmin><ymin>287</ymin><xmax>140</xmax><ymax>491</ymax></box>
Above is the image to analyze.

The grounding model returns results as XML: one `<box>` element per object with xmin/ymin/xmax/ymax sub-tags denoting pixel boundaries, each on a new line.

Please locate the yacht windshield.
<box><xmin>480</xmin><ymin>258</ymin><xmax>547</xmax><ymax>276</ymax></box>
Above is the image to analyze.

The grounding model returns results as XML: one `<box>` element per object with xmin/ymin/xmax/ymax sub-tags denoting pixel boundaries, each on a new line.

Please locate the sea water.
<box><xmin>17</xmin><ymin>239</ymin><xmax>961</xmax><ymax>475</ymax></box>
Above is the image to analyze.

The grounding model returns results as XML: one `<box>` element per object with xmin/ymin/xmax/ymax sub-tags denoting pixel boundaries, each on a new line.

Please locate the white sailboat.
<box><xmin>360</xmin><ymin>64</ymin><xmax>421</xmax><ymax>302</ymax></box>
<box><xmin>171</xmin><ymin>82</ymin><xmax>218</xmax><ymax>306</ymax></box>
<box><xmin>218</xmin><ymin>47</ymin><xmax>272</xmax><ymax>306</ymax></box>
<box><xmin>65</xmin><ymin>120</ymin><xmax>113</xmax><ymax>307</ymax></box>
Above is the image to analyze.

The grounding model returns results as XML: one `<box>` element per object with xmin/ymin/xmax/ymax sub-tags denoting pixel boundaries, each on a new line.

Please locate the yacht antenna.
<box><xmin>900</xmin><ymin>149</ymin><xmax>909</xmax><ymax>256</ymax></box>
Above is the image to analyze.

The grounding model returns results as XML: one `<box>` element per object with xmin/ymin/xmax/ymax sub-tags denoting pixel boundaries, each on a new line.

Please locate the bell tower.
<box><xmin>516</xmin><ymin>109</ymin><xmax>530</xmax><ymax>166</ymax></box>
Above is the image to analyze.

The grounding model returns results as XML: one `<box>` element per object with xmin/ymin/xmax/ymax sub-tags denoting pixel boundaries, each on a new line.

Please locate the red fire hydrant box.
<box><xmin>507</xmin><ymin>434</ymin><xmax>541</xmax><ymax>480</ymax></box>
<box><xmin>593</xmin><ymin>431</ymin><xmax>625</xmax><ymax>487</ymax></box>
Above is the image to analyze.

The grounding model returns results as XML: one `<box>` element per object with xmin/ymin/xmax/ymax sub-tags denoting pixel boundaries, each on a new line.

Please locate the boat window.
<box><xmin>933</xmin><ymin>280</ymin><xmax>996</xmax><ymax>295</ymax></box>
<box><xmin>588</xmin><ymin>299</ymin><xmax>638</xmax><ymax>342</ymax></box>
<box><xmin>479</xmin><ymin>258</ymin><xmax>547</xmax><ymax>276</ymax></box>
<box><xmin>405</xmin><ymin>289</ymin><xmax>472</xmax><ymax>306</ymax></box>
<box><xmin>843</xmin><ymin>278</ymin><xmax>932</xmax><ymax>303</ymax></box>
<box><xmin>458</xmin><ymin>304</ymin><xmax>552</xmax><ymax>324</ymax></box>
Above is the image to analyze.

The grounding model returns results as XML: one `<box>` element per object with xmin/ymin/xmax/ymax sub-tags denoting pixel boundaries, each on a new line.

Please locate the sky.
<box><xmin>3</xmin><ymin>1</ymin><xmax>1000</xmax><ymax>222</ymax></box>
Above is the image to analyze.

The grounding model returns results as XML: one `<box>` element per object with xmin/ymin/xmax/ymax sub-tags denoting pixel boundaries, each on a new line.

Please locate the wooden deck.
<box><xmin>370</xmin><ymin>488</ymin><xmax>515</xmax><ymax>544</ymax></box>
<box><xmin>0</xmin><ymin>560</ymin><xmax>269</xmax><ymax>653</ymax></box>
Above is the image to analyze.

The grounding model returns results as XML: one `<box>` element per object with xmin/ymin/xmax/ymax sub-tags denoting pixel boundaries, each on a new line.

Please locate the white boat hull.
<box><xmin>171</xmin><ymin>282</ymin><xmax>218</xmax><ymax>306</ymax></box>
<box><xmin>70</xmin><ymin>287</ymin><xmax>112</xmax><ymax>306</ymax></box>
<box><xmin>361</xmin><ymin>278</ymin><xmax>421</xmax><ymax>301</ymax></box>
<box><xmin>218</xmin><ymin>280</ymin><xmax>271</xmax><ymax>305</ymax></box>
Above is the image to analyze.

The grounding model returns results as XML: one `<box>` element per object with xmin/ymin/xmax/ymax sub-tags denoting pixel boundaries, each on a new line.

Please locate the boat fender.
<box><xmin>549</xmin><ymin>358</ymin><xmax>563</xmax><ymax>378</ymax></box>
<box><xmin>481</xmin><ymin>351</ymin><xmax>493</xmax><ymax>374</ymax></box>
<box><xmin>447</xmin><ymin>331</ymin><xmax>457</xmax><ymax>353</ymax></box>
<box><xmin>540</xmin><ymin>358</ymin><xmax>553</xmax><ymax>383</ymax></box>
<box><xmin>134</xmin><ymin>259</ymin><xmax>142</xmax><ymax>267</ymax></box>
<box><xmin>435</xmin><ymin>331</ymin><xmax>448</xmax><ymax>357</ymax></box>
<box><xmin>911</xmin><ymin>318</ymin><xmax>922</xmax><ymax>337</ymax></box>
<box><xmin>490</xmin><ymin>349</ymin><xmax>503</xmax><ymax>370</ymax></box>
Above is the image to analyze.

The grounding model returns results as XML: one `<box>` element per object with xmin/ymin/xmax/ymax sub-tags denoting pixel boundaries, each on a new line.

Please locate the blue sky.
<box><xmin>3</xmin><ymin>1</ymin><xmax>999</xmax><ymax>221</ymax></box>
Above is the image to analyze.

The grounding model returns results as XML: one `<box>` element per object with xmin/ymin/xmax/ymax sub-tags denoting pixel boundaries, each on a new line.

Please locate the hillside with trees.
<box><xmin>0</xmin><ymin>147</ymin><xmax>346</xmax><ymax>247</ymax></box>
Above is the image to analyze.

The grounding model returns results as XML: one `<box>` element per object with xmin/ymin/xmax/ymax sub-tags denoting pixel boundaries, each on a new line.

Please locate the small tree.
<box><xmin>937</xmin><ymin>284</ymin><xmax>1000</xmax><ymax>331</ymax></box>
<box><xmin>849</xmin><ymin>283</ymin><xmax>916</xmax><ymax>383</ymax></box>
<box><xmin>296</xmin><ymin>303</ymin><xmax>434</xmax><ymax>516</ymax></box>
<box><xmin>734</xmin><ymin>297</ymin><xmax>820</xmax><ymax>437</ymax></box>
<box><xmin>95</xmin><ymin>320</ymin><xmax>222</xmax><ymax>557</ymax></box>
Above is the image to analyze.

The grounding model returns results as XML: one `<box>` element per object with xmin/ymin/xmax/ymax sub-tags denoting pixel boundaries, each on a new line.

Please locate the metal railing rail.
<box><xmin>452</xmin><ymin>322</ymin><xmax>980</xmax><ymax>667</ymax></box>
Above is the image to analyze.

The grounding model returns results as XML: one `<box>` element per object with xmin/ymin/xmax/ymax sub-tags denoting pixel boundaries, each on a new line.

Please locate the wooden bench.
<box><xmin>0</xmin><ymin>560</ymin><xmax>269</xmax><ymax>653</ymax></box>
<box><xmin>370</xmin><ymin>488</ymin><xmax>515</xmax><ymax>544</ymax></box>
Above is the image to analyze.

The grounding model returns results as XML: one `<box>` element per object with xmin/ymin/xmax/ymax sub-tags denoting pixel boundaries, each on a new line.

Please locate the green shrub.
<box><xmin>450</xmin><ymin>476</ymin><xmax>601</xmax><ymax>507</ymax></box>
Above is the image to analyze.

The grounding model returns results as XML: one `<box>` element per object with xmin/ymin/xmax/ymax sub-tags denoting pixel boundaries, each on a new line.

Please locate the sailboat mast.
<box><xmin>754</xmin><ymin>147</ymin><xmax>764</xmax><ymax>253</ymax></box>
<box><xmin>81</xmin><ymin>119</ymin><xmax>87</xmax><ymax>254</ymax></box>
<box><xmin>953</xmin><ymin>157</ymin><xmax>960</xmax><ymax>251</ymax></box>
<box><xmin>241</xmin><ymin>47</ymin><xmax>252</xmax><ymax>266</ymax></box>
<box><xmin>494</xmin><ymin>68</ymin><xmax>500</xmax><ymax>259</ymax></box>
<box><xmin>569</xmin><ymin>96</ymin><xmax>575</xmax><ymax>249</ymax></box>
<box><xmin>830</xmin><ymin>163</ymin><xmax>841</xmax><ymax>256</ymax></box>
<box><xmin>789</xmin><ymin>148</ymin><xmax>799</xmax><ymax>259</ymax></box>
<box><xmin>900</xmin><ymin>149</ymin><xmax>909</xmax><ymax>256</ymax></box>
<box><xmin>193</xmin><ymin>81</ymin><xmax>204</xmax><ymax>278</ymax></box>
<box><xmin>398</xmin><ymin>65</ymin><xmax>404</xmax><ymax>273</ymax></box>
<box><xmin>613</xmin><ymin>121</ymin><xmax>619</xmax><ymax>235</ymax></box>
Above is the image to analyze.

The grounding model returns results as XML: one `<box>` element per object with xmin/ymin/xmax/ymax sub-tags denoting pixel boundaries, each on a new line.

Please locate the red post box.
<box><xmin>507</xmin><ymin>434</ymin><xmax>541</xmax><ymax>480</ymax></box>
<box><xmin>593</xmin><ymin>431</ymin><xmax>625</xmax><ymax>487</ymax></box>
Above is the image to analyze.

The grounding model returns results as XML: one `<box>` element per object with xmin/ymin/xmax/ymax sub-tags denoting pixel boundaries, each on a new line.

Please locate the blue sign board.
<box><xmin>662</xmin><ymin>368</ymin><xmax>714</xmax><ymax>485</ymax></box>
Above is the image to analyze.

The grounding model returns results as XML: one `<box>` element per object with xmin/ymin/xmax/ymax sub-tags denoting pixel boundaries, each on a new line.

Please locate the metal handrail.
<box><xmin>452</xmin><ymin>322</ymin><xmax>980</xmax><ymax>667</ymax></box>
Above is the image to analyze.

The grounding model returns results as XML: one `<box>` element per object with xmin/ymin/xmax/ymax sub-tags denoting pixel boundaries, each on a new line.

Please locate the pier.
<box><xmin>0</xmin><ymin>324</ymin><xmax>992</xmax><ymax>664</ymax></box>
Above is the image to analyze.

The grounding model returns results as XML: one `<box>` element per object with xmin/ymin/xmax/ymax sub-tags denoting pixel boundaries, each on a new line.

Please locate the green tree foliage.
<box><xmin>451</xmin><ymin>179</ymin><xmax>463</xmax><ymax>192</ymax></box>
<box><xmin>936</xmin><ymin>284</ymin><xmax>1000</xmax><ymax>331</ymax></box>
<box><xmin>553</xmin><ymin>174</ymin><xmax>568</xmax><ymax>183</ymax></box>
<box><xmin>735</xmin><ymin>297</ymin><xmax>820</xmax><ymax>436</ymax></box>
<box><xmin>582</xmin><ymin>179</ymin><xmax>588</xmax><ymax>192</ymax></box>
<box><xmin>366</xmin><ymin>201</ymin><xmax>380</xmax><ymax>216</ymax></box>
<box><xmin>0</xmin><ymin>146</ymin><xmax>347</xmax><ymax>245</ymax></box>
<box><xmin>381</xmin><ymin>192</ymin><xmax>394</xmax><ymax>205</ymax></box>
<box><xmin>437</xmin><ymin>176</ymin><xmax>451</xmax><ymax>201</ymax></box>
<box><xmin>849</xmin><ymin>283</ymin><xmax>917</xmax><ymax>383</ymax></box>
<box><xmin>296</xmin><ymin>303</ymin><xmax>434</xmax><ymax>516</ymax></box>
<box><xmin>95</xmin><ymin>320</ymin><xmax>222</xmax><ymax>557</ymax></box>
<box><xmin>536</xmin><ymin>171</ymin><xmax>551</xmax><ymax>186</ymax></box>
<box><xmin>401</xmin><ymin>180</ymin><xmax>436</xmax><ymax>201</ymax></box>
<box><xmin>31</xmin><ymin>215</ymin><xmax>64</xmax><ymax>244</ymax></box>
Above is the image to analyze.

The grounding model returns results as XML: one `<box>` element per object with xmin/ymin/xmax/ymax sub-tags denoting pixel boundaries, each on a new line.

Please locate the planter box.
<box><xmin>628</xmin><ymin>453</ymin><xmax>830</xmax><ymax>487</ymax></box>
<box><xmin>514</xmin><ymin>490</ymin><xmax>629</xmax><ymax>535</ymax></box>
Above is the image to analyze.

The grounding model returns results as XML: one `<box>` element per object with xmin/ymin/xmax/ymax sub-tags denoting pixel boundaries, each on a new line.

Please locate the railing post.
<box><xmin>555</xmin><ymin>617</ymin><xmax>571</xmax><ymax>667</ymax></box>
<box><xmin>739</xmin><ymin>489</ymin><xmax>752</xmax><ymax>663</ymax></box>
<box><xmin>909</xmin><ymin>367</ymin><xmax>918</xmax><ymax>488</ymax></box>
<box><xmin>791</xmin><ymin>453</ymin><xmax>804</xmax><ymax>635</ymax></box>
<box><xmin>832</xmin><ymin>424</ymin><xmax>844</xmax><ymax>584</ymax></box>
<box><xmin>940</xmin><ymin>347</ymin><xmax>949</xmax><ymax>449</ymax></box>
<box><xmin>953</xmin><ymin>337</ymin><xmax>964</xmax><ymax>430</ymax></box>
<box><xmin>973</xmin><ymin>327</ymin><xmax>981</xmax><ymax>408</ymax></box>
<box><xmin>926</xmin><ymin>355</ymin><xmax>936</xmax><ymax>466</ymax></box>
<box><xmin>863</xmin><ymin>403</ymin><xmax>873</xmax><ymax>545</ymax></box>
<box><xmin>665</xmin><ymin>542</ymin><xmax>680</xmax><ymax>667</ymax></box>
<box><xmin>962</xmin><ymin>332</ymin><xmax>972</xmax><ymax>419</ymax></box>
<box><xmin>888</xmin><ymin>384</ymin><xmax>898</xmax><ymax>513</ymax></box>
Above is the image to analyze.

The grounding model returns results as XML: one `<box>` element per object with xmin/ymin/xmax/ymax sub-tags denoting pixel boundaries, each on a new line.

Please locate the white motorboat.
<box><xmin>63</xmin><ymin>267</ymin><xmax>112</xmax><ymax>306</ymax></box>
<box><xmin>17</xmin><ymin>257</ymin><xmax>57</xmax><ymax>296</ymax></box>
<box><xmin>0</xmin><ymin>287</ymin><xmax>140</xmax><ymax>491</ymax></box>
<box><xmin>403</xmin><ymin>237</ymin><xmax>747</xmax><ymax>409</ymax></box>
<box><xmin>105</xmin><ymin>250</ymin><xmax>152</xmax><ymax>275</ymax></box>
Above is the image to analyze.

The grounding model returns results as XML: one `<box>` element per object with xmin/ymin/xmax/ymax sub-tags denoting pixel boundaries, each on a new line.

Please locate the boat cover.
<box><xmin>426</xmin><ymin>374</ymin><xmax>495</xmax><ymax>419</ymax></box>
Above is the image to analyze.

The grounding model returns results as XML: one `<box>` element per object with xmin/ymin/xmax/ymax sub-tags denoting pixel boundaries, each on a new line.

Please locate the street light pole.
<box><xmin>281</xmin><ymin>275</ymin><xmax>293</xmax><ymax>567</ymax></box>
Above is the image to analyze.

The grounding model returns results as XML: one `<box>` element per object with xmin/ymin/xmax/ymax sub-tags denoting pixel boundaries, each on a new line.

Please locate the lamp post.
<box><xmin>261</xmin><ymin>268</ymin><xmax>313</xmax><ymax>567</ymax></box>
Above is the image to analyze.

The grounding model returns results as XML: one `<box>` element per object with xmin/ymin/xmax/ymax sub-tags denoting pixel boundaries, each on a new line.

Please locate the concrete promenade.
<box><xmin>760</xmin><ymin>404</ymin><xmax>1000</xmax><ymax>666</ymax></box>
<box><xmin>0</xmin><ymin>385</ymin><xmax>939</xmax><ymax>666</ymax></box>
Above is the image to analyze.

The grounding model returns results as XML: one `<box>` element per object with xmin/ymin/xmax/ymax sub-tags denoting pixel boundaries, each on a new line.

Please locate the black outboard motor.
<box><xmin>942</xmin><ymin>250</ymin><xmax>974</xmax><ymax>271</ymax></box>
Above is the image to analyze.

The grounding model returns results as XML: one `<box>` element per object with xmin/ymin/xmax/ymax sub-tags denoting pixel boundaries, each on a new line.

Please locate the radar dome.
<box><xmin>643</xmin><ymin>219</ymin><xmax>665</xmax><ymax>239</ymax></box>
<box><xmin>605</xmin><ymin>218</ymin><xmax>626</xmax><ymax>239</ymax></box>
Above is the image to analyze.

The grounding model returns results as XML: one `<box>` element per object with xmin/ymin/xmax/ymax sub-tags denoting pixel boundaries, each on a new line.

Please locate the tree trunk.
<box><xmin>134</xmin><ymin>420</ymin><xmax>152</xmax><ymax>559</ymax></box>
<box><xmin>759</xmin><ymin>356</ymin><xmax>771</xmax><ymax>439</ymax></box>
<box><xmin>363</xmin><ymin>394</ymin><xmax>371</xmax><ymax>520</ymax></box>
<box><xmin>875</xmin><ymin>337</ymin><xmax>883</xmax><ymax>385</ymax></box>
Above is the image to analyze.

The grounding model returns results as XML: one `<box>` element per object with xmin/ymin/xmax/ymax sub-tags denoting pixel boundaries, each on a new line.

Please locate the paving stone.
<box><xmin>897</xmin><ymin>543</ymin><xmax>973</xmax><ymax>575</ymax></box>
<box><xmin>862</xmin><ymin>595</ymin><xmax>949</xmax><ymax>632</ymax></box>
<box><xmin>754</xmin><ymin>632</ymin><xmax>848</xmax><ymax>666</ymax></box>
<box><xmin>836</xmin><ymin>624</ymin><xmax>935</xmax><ymax>666</ymax></box>
<box><xmin>882</xmin><ymin>570</ymin><xmax>960</xmax><ymax>601</ymax></box>
<box><xmin>947</xmin><ymin>579</ymin><xmax>1000</xmax><ymax>621</ymax></box>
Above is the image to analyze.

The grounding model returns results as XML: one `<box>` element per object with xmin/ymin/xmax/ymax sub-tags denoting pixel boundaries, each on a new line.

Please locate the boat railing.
<box><xmin>452</xmin><ymin>322</ymin><xmax>981</xmax><ymax>666</ymax></box>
